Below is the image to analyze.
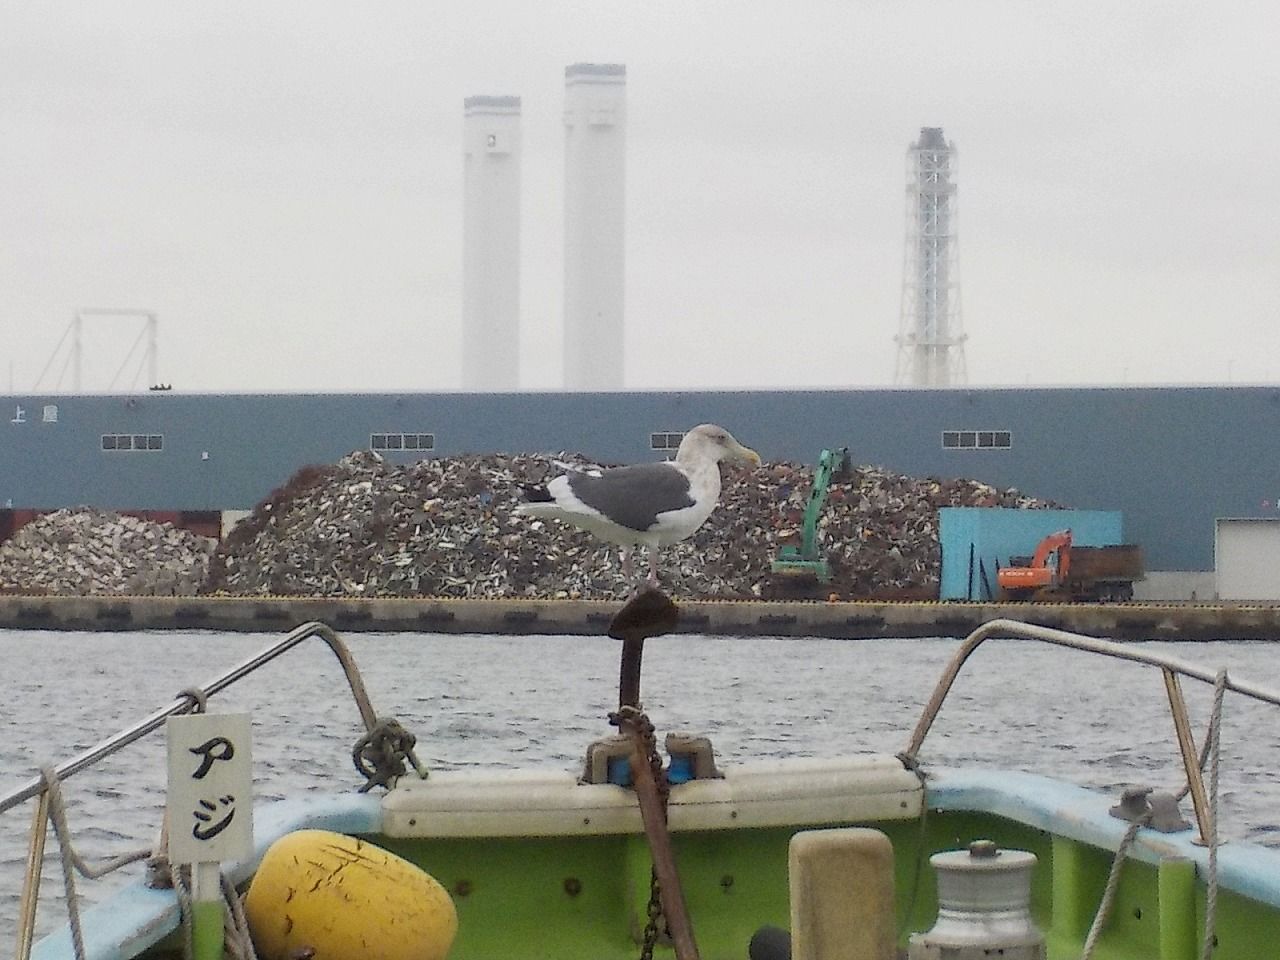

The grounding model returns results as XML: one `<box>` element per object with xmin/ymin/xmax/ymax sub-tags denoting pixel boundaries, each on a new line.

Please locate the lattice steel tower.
<box><xmin>894</xmin><ymin>127</ymin><xmax>967</xmax><ymax>386</ymax></box>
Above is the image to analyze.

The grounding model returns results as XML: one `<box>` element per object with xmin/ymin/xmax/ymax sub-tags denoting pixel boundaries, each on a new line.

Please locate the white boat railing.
<box><xmin>10</xmin><ymin>614</ymin><xmax>1280</xmax><ymax>959</ymax></box>
<box><xmin>2</xmin><ymin>620</ymin><xmax>386</xmax><ymax>960</ymax></box>
<box><xmin>901</xmin><ymin>617</ymin><xmax>1280</xmax><ymax>844</ymax></box>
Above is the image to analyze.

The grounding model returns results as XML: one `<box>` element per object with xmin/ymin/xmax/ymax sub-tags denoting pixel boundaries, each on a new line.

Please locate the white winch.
<box><xmin>908</xmin><ymin>839</ymin><xmax>1046</xmax><ymax>960</ymax></box>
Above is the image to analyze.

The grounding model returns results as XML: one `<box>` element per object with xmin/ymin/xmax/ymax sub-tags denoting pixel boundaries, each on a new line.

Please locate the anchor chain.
<box><xmin>609</xmin><ymin>703</ymin><xmax>671</xmax><ymax>960</ymax></box>
<box><xmin>640</xmin><ymin>867</ymin><xmax>667</xmax><ymax>960</ymax></box>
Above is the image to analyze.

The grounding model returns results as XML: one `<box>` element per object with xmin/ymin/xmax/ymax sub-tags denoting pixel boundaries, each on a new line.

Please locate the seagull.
<box><xmin>514</xmin><ymin>424</ymin><xmax>762</xmax><ymax>587</ymax></box>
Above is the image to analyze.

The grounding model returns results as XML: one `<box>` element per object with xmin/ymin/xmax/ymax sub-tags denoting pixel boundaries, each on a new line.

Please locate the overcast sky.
<box><xmin>1</xmin><ymin>2</ymin><xmax>1277</xmax><ymax>395</ymax></box>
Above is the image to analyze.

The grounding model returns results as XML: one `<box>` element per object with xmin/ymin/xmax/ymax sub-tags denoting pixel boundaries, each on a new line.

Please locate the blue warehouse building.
<box><xmin>2</xmin><ymin>385</ymin><xmax>1278</xmax><ymax>599</ymax></box>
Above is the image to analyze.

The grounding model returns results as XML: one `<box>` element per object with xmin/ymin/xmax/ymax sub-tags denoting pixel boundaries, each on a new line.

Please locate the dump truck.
<box><xmin>997</xmin><ymin>529</ymin><xmax>1144</xmax><ymax>602</ymax></box>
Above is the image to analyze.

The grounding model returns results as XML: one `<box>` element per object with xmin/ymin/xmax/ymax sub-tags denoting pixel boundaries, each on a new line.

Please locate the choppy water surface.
<box><xmin>3</xmin><ymin>628</ymin><xmax>1280</xmax><ymax>942</ymax></box>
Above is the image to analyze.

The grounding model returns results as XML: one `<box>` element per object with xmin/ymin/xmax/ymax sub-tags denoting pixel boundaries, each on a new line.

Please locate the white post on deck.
<box><xmin>166</xmin><ymin>713</ymin><xmax>254</xmax><ymax>960</ymax></box>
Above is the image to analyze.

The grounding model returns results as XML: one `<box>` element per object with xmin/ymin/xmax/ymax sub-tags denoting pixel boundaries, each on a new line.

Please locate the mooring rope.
<box><xmin>39</xmin><ymin>765</ymin><xmax>153</xmax><ymax>960</ymax></box>
<box><xmin>169</xmin><ymin>866</ymin><xmax>259</xmax><ymax>960</ymax></box>
<box><xmin>174</xmin><ymin>868</ymin><xmax>195</xmax><ymax>960</ymax></box>
<box><xmin>1081</xmin><ymin>667</ymin><xmax>1228</xmax><ymax>960</ymax></box>
<box><xmin>39</xmin><ymin>750</ymin><xmax>257</xmax><ymax>960</ymax></box>
<box><xmin>222</xmin><ymin>872</ymin><xmax>260</xmax><ymax>960</ymax></box>
<box><xmin>352</xmin><ymin>716</ymin><xmax>425</xmax><ymax>792</ymax></box>
<box><xmin>1080</xmin><ymin>811</ymin><xmax>1150</xmax><ymax>959</ymax></box>
<box><xmin>1200</xmin><ymin>669</ymin><xmax>1227</xmax><ymax>960</ymax></box>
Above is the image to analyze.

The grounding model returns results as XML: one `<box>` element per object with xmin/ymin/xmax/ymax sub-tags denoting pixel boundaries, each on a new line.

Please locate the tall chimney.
<box><xmin>563</xmin><ymin>63</ymin><xmax>626</xmax><ymax>389</ymax></box>
<box><xmin>462</xmin><ymin>95</ymin><xmax>522</xmax><ymax>389</ymax></box>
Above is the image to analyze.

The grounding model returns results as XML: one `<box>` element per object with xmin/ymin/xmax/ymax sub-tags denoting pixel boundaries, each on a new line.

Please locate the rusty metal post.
<box><xmin>619</xmin><ymin>634</ymin><xmax>644</xmax><ymax>710</ymax></box>
<box><xmin>618</xmin><ymin>712</ymin><xmax>700</xmax><ymax>960</ymax></box>
<box><xmin>607</xmin><ymin>588</ymin><xmax>699</xmax><ymax>960</ymax></box>
<box><xmin>610</xmin><ymin>588</ymin><xmax>678</xmax><ymax>708</ymax></box>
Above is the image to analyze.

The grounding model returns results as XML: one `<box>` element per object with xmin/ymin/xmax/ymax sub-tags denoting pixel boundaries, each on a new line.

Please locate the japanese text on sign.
<box><xmin>166</xmin><ymin>713</ymin><xmax>253</xmax><ymax>864</ymax></box>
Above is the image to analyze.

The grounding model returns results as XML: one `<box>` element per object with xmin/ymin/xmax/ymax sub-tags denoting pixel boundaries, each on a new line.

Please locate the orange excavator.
<box><xmin>997</xmin><ymin>529</ymin><xmax>1144</xmax><ymax>602</ymax></box>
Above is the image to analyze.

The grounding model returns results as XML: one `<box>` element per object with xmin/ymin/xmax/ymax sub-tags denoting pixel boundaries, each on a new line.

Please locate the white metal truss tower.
<box><xmin>894</xmin><ymin>127</ymin><xmax>967</xmax><ymax>386</ymax></box>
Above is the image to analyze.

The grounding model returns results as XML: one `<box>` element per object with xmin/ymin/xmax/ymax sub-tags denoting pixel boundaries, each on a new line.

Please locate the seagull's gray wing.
<box><xmin>565</xmin><ymin>463</ymin><xmax>695</xmax><ymax>532</ymax></box>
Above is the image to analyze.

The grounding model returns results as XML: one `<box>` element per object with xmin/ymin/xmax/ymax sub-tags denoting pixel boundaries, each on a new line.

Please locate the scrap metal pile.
<box><xmin>0</xmin><ymin>453</ymin><xmax>1057</xmax><ymax>599</ymax></box>
<box><xmin>203</xmin><ymin>450</ymin><xmax>1057</xmax><ymax>600</ymax></box>
<box><xmin>0</xmin><ymin>507</ymin><xmax>217</xmax><ymax>596</ymax></box>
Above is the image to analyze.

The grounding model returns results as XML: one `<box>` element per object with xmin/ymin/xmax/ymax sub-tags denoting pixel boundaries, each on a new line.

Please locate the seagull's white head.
<box><xmin>676</xmin><ymin>424</ymin><xmax>762</xmax><ymax>467</ymax></box>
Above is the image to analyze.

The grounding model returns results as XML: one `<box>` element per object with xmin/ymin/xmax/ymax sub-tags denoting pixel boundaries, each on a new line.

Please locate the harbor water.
<box><xmin>3</xmin><ymin>627</ymin><xmax>1280</xmax><ymax>943</ymax></box>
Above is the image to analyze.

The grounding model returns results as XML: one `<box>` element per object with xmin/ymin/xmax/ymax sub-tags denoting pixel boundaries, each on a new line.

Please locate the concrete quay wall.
<box><xmin>2</xmin><ymin>596</ymin><xmax>1279</xmax><ymax>641</ymax></box>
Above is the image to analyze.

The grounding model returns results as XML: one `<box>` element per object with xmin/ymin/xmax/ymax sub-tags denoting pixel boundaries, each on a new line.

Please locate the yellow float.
<box><xmin>244</xmin><ymin>830</ymin><xmax>457</xmax><ymax>960</ymax></box>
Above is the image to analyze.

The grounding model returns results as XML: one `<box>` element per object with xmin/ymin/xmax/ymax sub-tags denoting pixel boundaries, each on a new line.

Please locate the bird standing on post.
<box><xmin>514</xmin><ymin>424</ymin><xmax>761</xmax><ymax>588</ymax></box>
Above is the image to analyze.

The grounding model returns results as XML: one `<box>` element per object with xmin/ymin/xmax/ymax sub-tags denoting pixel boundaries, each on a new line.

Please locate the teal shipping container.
<box><xmin>939</xmin><ymin>507</ymin><xmax>1124</xmax><ymax>601</ymax></box>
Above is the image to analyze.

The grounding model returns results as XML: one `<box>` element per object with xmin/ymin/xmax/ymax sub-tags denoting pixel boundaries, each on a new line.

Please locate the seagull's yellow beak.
<box><xmin>734</xmin><ymin>443</ymin><xmax>762</xmax><ymax>467</ymax></box>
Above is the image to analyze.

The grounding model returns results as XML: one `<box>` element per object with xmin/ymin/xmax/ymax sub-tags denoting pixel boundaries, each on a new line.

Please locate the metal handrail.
<box><xmin>4</xmin><ymin>621</ymin><xmax>382</xmax><ymax>960</ymax></box>
<box><xmin>901</xmin><ymin>617</ymin><xmax>1280</xmax><ymax>843</ymax></box>
<box><xmin>1</xmin><ymin>620</ymin><xmax>378</xmax><ymax>817</ymax></box>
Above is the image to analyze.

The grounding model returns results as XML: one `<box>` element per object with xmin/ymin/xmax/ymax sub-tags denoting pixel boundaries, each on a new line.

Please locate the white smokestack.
<box><xmin>462</xmin><ymin>95</ymin><xmax>522</xmax><ymax>390</ymax></box>
<box><xmin>563</xmin><ymin>63</ymin><xmax>626</xmax><ymax>390</ymax></box>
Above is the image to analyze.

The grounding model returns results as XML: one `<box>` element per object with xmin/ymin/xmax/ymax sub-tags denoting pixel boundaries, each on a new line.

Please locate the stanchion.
<box><xmin>607</xmin><ymin>588</ymin><xmax>700</xmax><ymax>960</ymax></box>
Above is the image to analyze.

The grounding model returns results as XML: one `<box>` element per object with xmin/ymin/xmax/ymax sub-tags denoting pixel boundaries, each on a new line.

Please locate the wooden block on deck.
<box><xmin>789</xmin><ymin>827</ymin><xmax>897</xmax><ymax>960</ymax></box>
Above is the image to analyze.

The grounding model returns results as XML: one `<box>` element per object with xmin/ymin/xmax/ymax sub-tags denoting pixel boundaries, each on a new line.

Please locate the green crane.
<box><xmin>769</xmin><ymin>447</ymin><xmax>852</xmax><ymax>585</ymax></box>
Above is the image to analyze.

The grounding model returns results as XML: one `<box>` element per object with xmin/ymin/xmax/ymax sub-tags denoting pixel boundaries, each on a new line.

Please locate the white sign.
<box><xmin>166</xmin><ymin>713</ymin><xmax>253</xmax><ymax>864</ymax></box>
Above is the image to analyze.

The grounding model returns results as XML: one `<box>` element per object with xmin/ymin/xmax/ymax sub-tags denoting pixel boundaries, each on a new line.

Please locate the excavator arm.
<box><xmin>769</xmin><ymin>447</ymin><xmax>852</xmax><ymax>584</ymax></box>
<box><xmin>1030</xmin><ymin>529</ymin><xmax>1073</xmax><ymax>576</ymax></box>
<box><xmin>998</xmin><ymin>529</ymin><xmax>1073</xmax><ymax>594</ymax></box>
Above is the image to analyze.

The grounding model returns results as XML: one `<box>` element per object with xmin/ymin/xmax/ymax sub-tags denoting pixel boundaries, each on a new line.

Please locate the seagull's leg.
<box><xmin>620</xmin><ymin>546</ymin><xmax>634</xmax><ymax>580</ymax></box>
<box><xmin>646</xmin><ymin>546</ymin><xmax>661</xmax><ymax>587</ymax></box>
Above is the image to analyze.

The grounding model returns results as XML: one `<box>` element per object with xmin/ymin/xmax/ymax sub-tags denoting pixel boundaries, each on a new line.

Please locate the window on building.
<box><xmin>371</xmin><ymin>432</ymin><xmax>435</xmax><ymax>452</ymax></box>
<box><xmin>942</xmin><ymin>429</ymin><xmax>1011</xmax><ymax>451</ymax></box>
<box><xmin>102</xmin><ymin>433</ymin><xmax>163</xmax><ymax>452</ymax></box>
<box><xmin>650</xmin><ymin>431</ymin><xmax>684</xmax><ymax>451</ymax></box>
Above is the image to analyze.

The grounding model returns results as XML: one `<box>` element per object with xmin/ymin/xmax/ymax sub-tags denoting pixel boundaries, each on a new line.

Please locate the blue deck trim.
<box><xmin>928</xmin><ymin>768</ymin><xmax>1280</xmax><ymax>908</ymax></box>
<box><xmin>32</xmin><ymin>793</ymin><xmax>381</xmax><ymax>960</ymax></box>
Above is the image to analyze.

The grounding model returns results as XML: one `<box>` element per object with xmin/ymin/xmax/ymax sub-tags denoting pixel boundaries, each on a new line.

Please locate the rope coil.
<box><xmin>352</xmin><ymin>716</ymin><xmax>426</xmax><ymax>792</ymax></box>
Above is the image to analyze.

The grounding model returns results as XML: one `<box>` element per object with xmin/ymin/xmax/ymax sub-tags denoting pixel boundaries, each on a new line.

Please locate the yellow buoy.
<box><xmin>244</xmin><ymin>830</ymin><xmax>457</xmax><ymax>960</ymax></box>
